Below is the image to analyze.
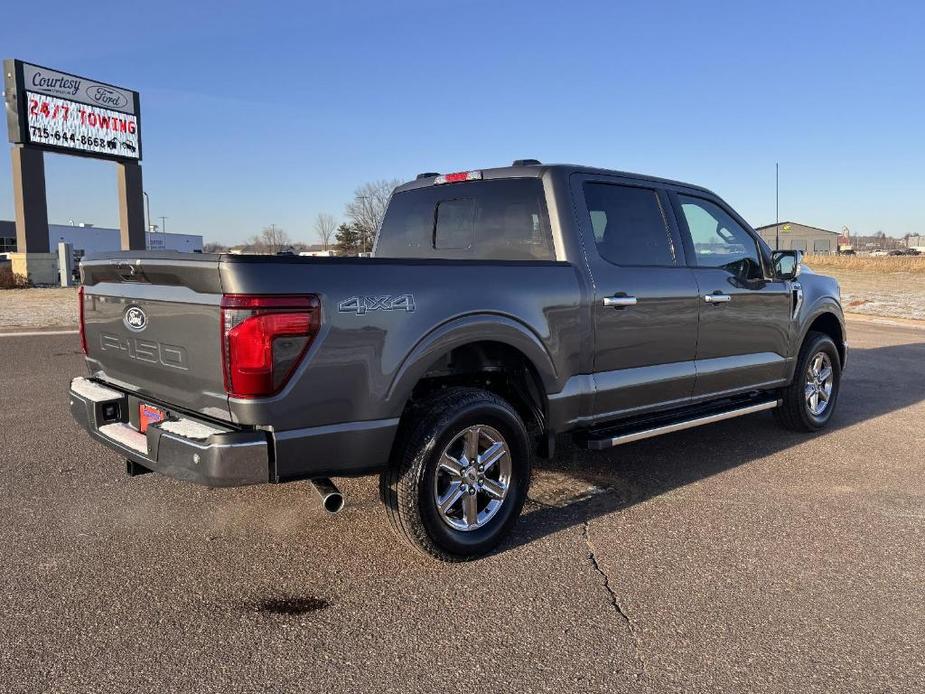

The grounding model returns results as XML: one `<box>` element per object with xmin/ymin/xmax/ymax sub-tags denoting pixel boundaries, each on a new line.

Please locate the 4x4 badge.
<box><xmin>338</xmin><ymin>294</ymin><xmax>415</xmax><ymax>315</ymax></box>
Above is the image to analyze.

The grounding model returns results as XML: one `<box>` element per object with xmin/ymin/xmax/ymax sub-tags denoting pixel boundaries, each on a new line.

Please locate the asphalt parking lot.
<box><xmin>1</xmin><ymin>320</ymin><xmax>923</xmax><ymax>693</ymax></box>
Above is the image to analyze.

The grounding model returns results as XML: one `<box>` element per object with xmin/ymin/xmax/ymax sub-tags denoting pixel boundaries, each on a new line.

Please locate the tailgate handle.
<box><xmin>114</xmin><ymin>261</ymin><xmax>145</xmax><ymax>282</ymax></box>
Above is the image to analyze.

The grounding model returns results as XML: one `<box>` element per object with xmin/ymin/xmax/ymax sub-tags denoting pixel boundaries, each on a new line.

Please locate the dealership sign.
<box><xmin>4</xmin><ymin>59</ymin><xmax>141</xmax><ymax>160</ymax></box>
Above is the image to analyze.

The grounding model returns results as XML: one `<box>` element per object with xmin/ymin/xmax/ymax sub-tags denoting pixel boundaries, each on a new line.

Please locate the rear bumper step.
<box><xmin>583</xmin><ymin>398</ymin><xmax>781</xmax><ymax>450</ymax></box>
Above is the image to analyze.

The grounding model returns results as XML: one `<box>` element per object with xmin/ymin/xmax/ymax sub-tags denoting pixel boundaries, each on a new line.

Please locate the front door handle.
<box><xmin>603</xmin><ymin>295</ymin><xmax>638</xmax><ymax>308</ymax></box>
<box><xmin>703</xmin><ymin>293</ymin><xmax>732</xmax><ymax>304</ymax></box>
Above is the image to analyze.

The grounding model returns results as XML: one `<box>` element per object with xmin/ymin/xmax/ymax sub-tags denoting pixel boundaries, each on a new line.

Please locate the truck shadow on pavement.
<box><xmin>504</xmin><ymin>341</ymin><xmax>925</xmax><ymax>554</ymax></box>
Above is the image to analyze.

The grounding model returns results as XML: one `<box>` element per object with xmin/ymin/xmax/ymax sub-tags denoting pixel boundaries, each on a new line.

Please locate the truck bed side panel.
<box><xmin>218</xmin><ymin>256</ymin><xmax>586</xmax><ymax>431</ymax></box>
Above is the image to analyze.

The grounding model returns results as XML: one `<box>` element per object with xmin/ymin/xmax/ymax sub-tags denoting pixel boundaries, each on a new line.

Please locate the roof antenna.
<box><xmin>512</xmin><ymin>159</ymin><xmax>541</xmax><ymax>166</ymax></box>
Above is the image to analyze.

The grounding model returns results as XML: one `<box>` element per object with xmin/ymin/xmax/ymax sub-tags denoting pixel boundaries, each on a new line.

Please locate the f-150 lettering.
<box><xmin>99</xmin><ymin>333</ymin><xmax>189</xmax><ymax>371</ymax></box>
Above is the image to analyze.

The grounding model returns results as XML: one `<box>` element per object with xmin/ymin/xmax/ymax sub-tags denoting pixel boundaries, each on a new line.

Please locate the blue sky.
<box><xmin>1</xmin><ymin>0</ymin><xmax>923</xmax><ymax>244</ymax></box>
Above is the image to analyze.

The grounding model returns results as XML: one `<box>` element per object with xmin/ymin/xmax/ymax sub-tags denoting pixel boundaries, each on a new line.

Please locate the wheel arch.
<box><xmin>801</xmin><ymin>306</ymin><xmax>847</xmax><ymax>367</ymax></box>
<box><xmin>385</xmin><ymin>315</ymin><xmax>558</xmax><ymax>442</ymax></box>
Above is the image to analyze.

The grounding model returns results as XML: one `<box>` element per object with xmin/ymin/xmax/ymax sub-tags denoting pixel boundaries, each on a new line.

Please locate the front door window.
<box><xmin>678</xmin><ymin>195</ymin><xmax>763</xmax><ymax>282</ymax></box>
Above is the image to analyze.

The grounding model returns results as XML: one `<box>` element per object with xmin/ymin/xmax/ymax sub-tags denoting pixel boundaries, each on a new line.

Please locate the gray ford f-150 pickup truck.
<box><xmin>69</xmin><ymin>161</ymin><xmax>846</xmax><ymax>561</ymax></box>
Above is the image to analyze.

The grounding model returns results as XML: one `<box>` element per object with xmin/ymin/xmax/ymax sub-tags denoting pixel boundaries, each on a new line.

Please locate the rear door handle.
<box><xmin>703</xmin><ymin>293</ymin><xmax>732</xmax><ymax>303</ymax></box>
<box><xmin>603</xmin><ymin>295</ymin><xmax>638</xmax><ymax>307</ymax></box>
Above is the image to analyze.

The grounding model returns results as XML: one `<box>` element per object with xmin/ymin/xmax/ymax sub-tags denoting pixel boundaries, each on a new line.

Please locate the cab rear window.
<box><xmin>376</xmin><ymin>179</ymin><xmax>555</xmax><ymax>260</ymax></box>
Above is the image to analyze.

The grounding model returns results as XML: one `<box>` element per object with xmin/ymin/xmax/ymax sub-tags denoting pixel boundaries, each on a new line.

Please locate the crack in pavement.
<box><xmin>582</xmin><ymin>518</ymin><xmax>646</xmax><ymax>678</ymax></box>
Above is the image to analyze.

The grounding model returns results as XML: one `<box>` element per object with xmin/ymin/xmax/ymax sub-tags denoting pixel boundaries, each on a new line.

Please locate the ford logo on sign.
<box><xmin>124</xmin><ymin>306</ymin><xmax>147</xmax><ymax>332</ymax></box>
<box><xmin>86</xmin><ymin>85</ymin><xmax>129</xmax><ymax>109</ymax></box>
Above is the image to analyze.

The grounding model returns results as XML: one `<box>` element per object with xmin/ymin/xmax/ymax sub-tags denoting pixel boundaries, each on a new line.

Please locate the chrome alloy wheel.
<box><xmin>433</xmin><ymin>425</ymin><xmax>511</xmax><ymax>532</ymax></box>
<box><xmin>805</xmin><ymin>351</ymin><xmax>835</xmax><ymax>416</ymax></box>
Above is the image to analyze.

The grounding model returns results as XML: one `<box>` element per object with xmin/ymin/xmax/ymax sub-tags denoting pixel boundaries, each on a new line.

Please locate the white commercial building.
<box><xmin>1</xmin><ymin>220</ymin><xmax>203</xmax><ymax>255</ymax></box>
<box><xmin>48</xmin><ymin>224</ymin><xmax>203</xmax><ymax>254</ymax></box>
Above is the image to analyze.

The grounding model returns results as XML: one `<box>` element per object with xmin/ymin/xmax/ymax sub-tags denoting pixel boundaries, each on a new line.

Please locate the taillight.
<box><xmin>220</xmin><ymin>294</ymin><xmax>321</xmax><ymax>398</ymax></box>
<box><xmin>77</xmin><ymin>286</ymin><xmax>88</xmax><ymax>354</ymax></box>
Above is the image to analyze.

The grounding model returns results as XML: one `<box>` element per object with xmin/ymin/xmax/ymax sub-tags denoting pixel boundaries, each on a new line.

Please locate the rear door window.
<box><xmin>376</xmin><ymin>179</ymin><xmax>555</xmax><ymax>260</ymax></box>
<box><xmin>583</xmin><ymin>182</ymin><xmax>678</xmax><ymax>266</ymax></box>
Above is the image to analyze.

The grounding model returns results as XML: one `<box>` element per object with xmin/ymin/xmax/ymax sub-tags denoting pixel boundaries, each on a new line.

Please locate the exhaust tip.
<box><xmin>310</xmin><ymin>478</ymin><xmax>344</xmax><ymax>514</ymax></box>
<box><xmin>322</xmin><ymin>492</ymin><xmax>344</xmax><ymax>514</ymax></box>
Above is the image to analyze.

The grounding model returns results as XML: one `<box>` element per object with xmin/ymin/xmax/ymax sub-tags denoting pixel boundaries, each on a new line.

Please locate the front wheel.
<box><xmin>775</xmin><ymin>331</ymin><xmax>842</xmax><ymax>431</ymax></box>
<box><xmin>380</xmin><ymin>388</ymin><xmax>532</xmax><ymax>562</ymax></box>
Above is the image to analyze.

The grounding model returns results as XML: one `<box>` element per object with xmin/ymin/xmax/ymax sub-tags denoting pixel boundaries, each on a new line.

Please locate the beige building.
<box><xmin>755</xmin><ymin>221</ymin><xmax>840</xmax><ymax>254</ymax></box>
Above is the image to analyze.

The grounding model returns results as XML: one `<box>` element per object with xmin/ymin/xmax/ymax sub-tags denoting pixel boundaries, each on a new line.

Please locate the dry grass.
<box><xmin>0</xmin><ymin>266</ymin><xmax>31</xmax><ymax>289</ymax></box>
<box><xmin>803</xmin><ymin>254</ymin><xmax>925</xmax><ymax>273</ymax></box>
<box><xmin>802</xmin><ymin>255</ymin><xmax>925</xmax><ymax>320</ymax></box>
<box><xmin>0</xmin><ymin>287</ymin><xmax>78</xmax><ymax>330</ymax></box>
<box><xmin>805</xmin><ymin>266</ymin><xmax>925</xmax><ymax>322</ymax></box>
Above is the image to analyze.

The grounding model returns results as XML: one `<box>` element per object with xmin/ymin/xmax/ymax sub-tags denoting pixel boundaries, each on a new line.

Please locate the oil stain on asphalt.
<box><xmin>248</xmin><ymin>597</ymin><xmax>330</xmax><ymax>616</ymax></box>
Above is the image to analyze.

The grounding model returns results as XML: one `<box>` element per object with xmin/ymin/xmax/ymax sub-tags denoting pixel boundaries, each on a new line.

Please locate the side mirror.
<box><xmin>772</xmin><ymin>250</ymin><xmax>802</xmax><ymax>280</ymax></box>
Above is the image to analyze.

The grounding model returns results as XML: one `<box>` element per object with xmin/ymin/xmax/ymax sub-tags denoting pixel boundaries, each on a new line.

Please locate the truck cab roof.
<box><xmin>394</xmin><ymin>162</ymin><xmax>717</xmax><ymax>197</ymax></box>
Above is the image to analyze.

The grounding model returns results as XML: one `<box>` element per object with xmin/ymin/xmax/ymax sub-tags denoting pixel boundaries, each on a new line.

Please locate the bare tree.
<box><xmin>203</xmin><ymin>242</ymin><xmax>227</xmax><ymax>253</ymax></box>
<box><xmin>250</xmin><ymin>224</ymin><xmax>292</xmax><ymax>254</ymax></box>
<box><xmin>345</xmin><ymin>179</ymin><xmax>401</xmax><ymax>253</ymax></box>
<box><xmin>314</xmin><ymin>213</ymin><xmax>337</xmax><ymax>251</ymax></box>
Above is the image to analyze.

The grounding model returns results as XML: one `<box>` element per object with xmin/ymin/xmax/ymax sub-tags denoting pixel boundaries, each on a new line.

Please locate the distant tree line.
<box><xmin>204</xmin><ymin>225</ymin><xmax>298</xmax><ymax>254</ymax></box>
<box><xmin>203</xmin><ymin>177</ymin><xmax>401</xmax><ymax>256</ymax></box>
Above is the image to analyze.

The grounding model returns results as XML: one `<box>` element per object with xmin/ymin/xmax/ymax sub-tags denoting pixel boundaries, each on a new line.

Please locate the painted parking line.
<box><xmin>0</xmin><ymin>329</ymin><xmax>79</xmax><ymax>338</ymax></box>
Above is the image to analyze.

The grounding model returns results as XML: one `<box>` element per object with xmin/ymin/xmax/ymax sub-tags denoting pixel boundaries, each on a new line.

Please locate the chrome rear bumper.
<box><xmin>69</xmin><ymin>377</ymin><xmax>270</xmax><ymax>486</ymax></box>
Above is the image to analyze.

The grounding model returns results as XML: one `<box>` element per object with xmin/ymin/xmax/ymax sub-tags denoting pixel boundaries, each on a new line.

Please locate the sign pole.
<box><xmin>9</xmin><ymin>143</ymin><xmax>58</xmax><ymax>283</ymax></box>
<box><xmin>11</xmin><ymin>144</ymin><xmax>49</xmax><ymax>253</ymax></box>
<box><xmin>117</xmin><ymin>160</ymin><xmax>146</xmax><ymax>250</ymax></box>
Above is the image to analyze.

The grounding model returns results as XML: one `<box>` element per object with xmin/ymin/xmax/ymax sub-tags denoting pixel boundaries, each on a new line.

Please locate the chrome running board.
<box><xmin>585</xmin><ymin>399</ymin><xmax>781</xmax><ymax>450</ymax></box>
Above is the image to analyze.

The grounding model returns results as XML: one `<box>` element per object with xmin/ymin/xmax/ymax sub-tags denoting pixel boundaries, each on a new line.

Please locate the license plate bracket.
<box><xmin>139</xmin><ymin>403</ymin><xmax>166</xmax><ymax>433</ymax></box>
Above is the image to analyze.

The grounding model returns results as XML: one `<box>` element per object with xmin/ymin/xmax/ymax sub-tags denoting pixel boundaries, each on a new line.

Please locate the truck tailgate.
<box><xmin>80</xmin><ymin>253</ymin><xmax>230</xmax><ymax>420</ymax></box>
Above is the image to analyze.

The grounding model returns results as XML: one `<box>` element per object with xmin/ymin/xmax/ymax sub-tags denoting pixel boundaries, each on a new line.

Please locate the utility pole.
<box><xmin>775</xmin><ymin>162</ymin><xmax>780</xmax><ymax>251</ymax></box>
<box><xmin>143</xmin><ymin>192</ymin><xmax>152</xmax><ymax>231</ymax></box>
<box><xmin>357</xmin><ymin>196</ymin><xmax>370</xmax><ymax>254</ymax></box>
<box><xmin>159</xmin><ymin>216</ymin><xmax>167</xmax><ymax>235</ymax></box>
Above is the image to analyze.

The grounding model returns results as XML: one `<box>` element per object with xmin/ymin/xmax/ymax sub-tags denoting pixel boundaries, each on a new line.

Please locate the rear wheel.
<box><xmin>775</xmin><ymin>331</ymin><xmax>841</xmax><ymax>431</ymax></box>
<box><xmin>380</xmin><ymin>388</ymin><xmax>531</xmax><ymax>562</ymax></box>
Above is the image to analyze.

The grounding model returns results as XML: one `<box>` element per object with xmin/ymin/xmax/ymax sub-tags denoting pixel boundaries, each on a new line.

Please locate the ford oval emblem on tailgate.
<box><xmin>124</xmin><ymin>305</ymin><xmax>147</xmax><ymax>332</ymax></box>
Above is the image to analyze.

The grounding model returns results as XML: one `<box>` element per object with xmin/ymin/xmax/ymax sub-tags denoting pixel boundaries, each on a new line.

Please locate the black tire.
<box><xmin>775</xmin><ymin>331</ymin><xmax>842</xmax><ymax>432</ymax></box>
<box><xmin>380</xmin><ymin>387</ymin><xmax>532</xmax><ymax>562</ymax></box>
